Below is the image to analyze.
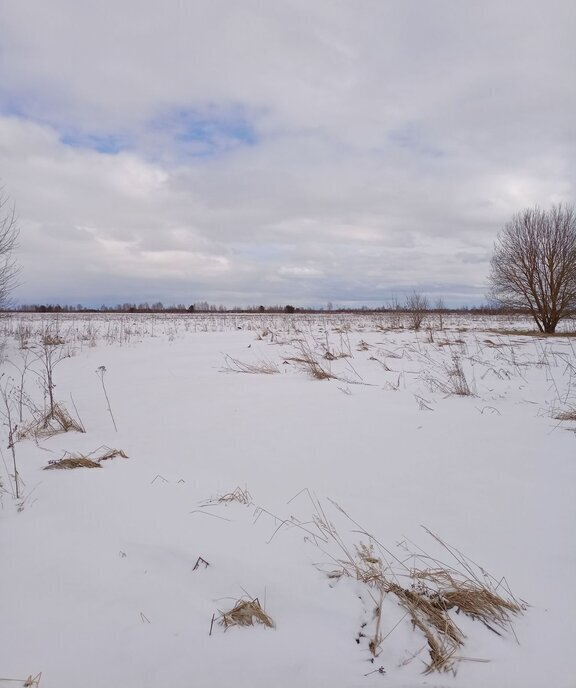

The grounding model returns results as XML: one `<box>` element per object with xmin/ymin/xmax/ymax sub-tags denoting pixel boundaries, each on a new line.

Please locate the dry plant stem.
<box><xmin>69</xmin><ymin>393</ymin><xmax>86</xmax><ymax>432</ymax></box>
<box><xmin>0</xmin><ymin>674</ymin><xmax>43</xmax><ymax>687</ymax></box>
<box><xmin>29</xmin><ymin>339</ymin><xmax>69</xmax><ymax>418</ymax></box>
<box><xmin>7</xmin><ymin>411</ymin><xmax>19</xmax><ymax>499</ymax></box>
<box><xmin>7</xmin><ymin>351</ymin><xmax>32</xmax><ymax>422</ymax></box>
<box><xmin>193</xmin><ymin>556</ymin><xmax>210</xmax><ymax>570</ymax></box>
<box><xmin>96</xmin><ymin>366</ymin><xmax>118</xmax><ymax>432</ymax></box>
<box><xmin>0</xmin><ymin>377</ymin><xmax>20</xmax><ymax>498</ymax></box>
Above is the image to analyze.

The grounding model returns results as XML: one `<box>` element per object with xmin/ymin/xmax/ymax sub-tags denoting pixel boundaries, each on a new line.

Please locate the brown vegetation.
<box><xmin>218</xmin><ymin>597</ymin><xmax>275</xmax><ymax>630</ymax></box>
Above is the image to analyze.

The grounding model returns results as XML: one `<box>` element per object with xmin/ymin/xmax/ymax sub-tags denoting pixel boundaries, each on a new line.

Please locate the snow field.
<box><xmin>0</xmin><ymin>313</ymin><xmax>575</xmax><ymax>687</ymax></box>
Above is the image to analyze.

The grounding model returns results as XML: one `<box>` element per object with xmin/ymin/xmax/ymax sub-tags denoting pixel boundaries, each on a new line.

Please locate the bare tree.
<box><xmin>0</xmin><ymin>189</ymin><xmax>19</xmax><ymax>310</ymax></box>
<box><xmin>489</xmin><ymin>204</ymin><xmax>576</xmax><ymax>333</ymax></box>
<box><xmin>405</xmin><ymin>290</ymin><xmax>429</xmax><ymax>330</ymax></box>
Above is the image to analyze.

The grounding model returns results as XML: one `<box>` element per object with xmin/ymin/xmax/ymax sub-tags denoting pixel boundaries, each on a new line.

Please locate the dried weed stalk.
<box><xmin>1</xmin><ymin>375</ymin><xmax>21</xmax><ymax>498</ymax></box>
<box><xmin>29</xmin><ymin>337</ymin><xmax>70</xmax><ymax>418</ymax></box>
<box><xmin>95</xmin><ymin>365</ymin><xmax>118</xmax><ymax>432</ymax></box>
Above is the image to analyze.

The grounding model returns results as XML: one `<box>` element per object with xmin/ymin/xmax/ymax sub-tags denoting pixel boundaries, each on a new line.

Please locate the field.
<box><xmin>0</xmin><ymin>312</ymin><xmax>575</xmax><ymax>688</ymax></box>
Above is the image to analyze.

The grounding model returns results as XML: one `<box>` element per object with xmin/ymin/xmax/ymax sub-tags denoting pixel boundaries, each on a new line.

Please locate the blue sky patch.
<box><xmin>60</xmin><ymin>131</ymin><xmax>127</xmax><ymax>154</ymax></box>
<box><xmin>151</xmin><ymin>105</ymin><xmax>258</xmax><ymax>158</ymax></box>
<box><xmin>0</xmin><ymin>93</ymin><xmax>129</xmax><ymax>155</ymax></box>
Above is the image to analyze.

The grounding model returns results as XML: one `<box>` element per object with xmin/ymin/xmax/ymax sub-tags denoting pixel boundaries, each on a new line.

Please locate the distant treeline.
<box><xmin>10</xmin><ymin>302</ymin><xmax>513</xmax><ymax>315</ymax></box>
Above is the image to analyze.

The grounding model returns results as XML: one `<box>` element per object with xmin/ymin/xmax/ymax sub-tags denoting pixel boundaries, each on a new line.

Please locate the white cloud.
<box><xmin>0</xmin><ymin>0</ymin><xmax>574</xmax><ymax>307</ymax></box>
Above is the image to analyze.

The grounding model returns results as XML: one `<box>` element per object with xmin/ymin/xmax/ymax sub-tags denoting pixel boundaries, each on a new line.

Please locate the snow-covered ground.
<box><xmin>1</xmin><ymin>313</ymin><xmax>575</xmax><ymax>688</ymax></box>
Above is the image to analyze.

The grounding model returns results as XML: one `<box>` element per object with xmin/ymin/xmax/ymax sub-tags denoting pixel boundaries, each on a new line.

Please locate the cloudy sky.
<box><xmin>0</xmin><ymin>0</ymin><xmax>574</xmax><ymax>308</ymax></box>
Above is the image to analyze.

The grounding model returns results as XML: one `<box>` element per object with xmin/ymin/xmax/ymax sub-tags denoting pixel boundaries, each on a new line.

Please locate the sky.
<box><xmin>0</xmin><ymin>0</ymin><xmax>574</xmax><ymax>308</ymax></box>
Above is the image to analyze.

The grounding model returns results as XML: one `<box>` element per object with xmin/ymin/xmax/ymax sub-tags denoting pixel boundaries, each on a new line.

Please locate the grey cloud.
<box><xmin>0</xmin><ymin>1</ymin><xmax>574</xmax><ymax>307</ymax></box>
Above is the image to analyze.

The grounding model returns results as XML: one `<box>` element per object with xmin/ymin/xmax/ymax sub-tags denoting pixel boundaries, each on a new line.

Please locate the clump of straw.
<box><xmin>44</xmin><ymin>446</ymin><xmax>129</xmax><ymax>470</ymax></box>
<box><xmin>44</xmin><ymin>457</ymin><xmax>101</xmax><ymax>470</ymax></box>
<box><xmin>218</xmin><ymin>597</ymin><xmax>275</xmax><ymax>630</ymax></box>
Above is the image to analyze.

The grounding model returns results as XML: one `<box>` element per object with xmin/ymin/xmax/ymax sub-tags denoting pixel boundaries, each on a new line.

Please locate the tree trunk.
<box><xmin>533</xmin><ymin>314</ymin><xmax>544</xmax><ymax>332</ymax></box>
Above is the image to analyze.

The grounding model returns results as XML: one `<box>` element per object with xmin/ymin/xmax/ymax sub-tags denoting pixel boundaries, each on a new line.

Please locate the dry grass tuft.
<box><xmin>223</xmin><ymin>354</ymin><xmax>280</xmax><ymax>374</ymax></box>
<box><xmin>289</xmin><ymin>357</ymin><xmax>335</xmax><ymax>379</ymax></box>
<box><xmin>199</xmin><ymin>485</ymin><xmax>253</xmax><ymax>510</ymax></box>
<box><xmin>389</xmin><ymin>572</ymin><xmax>523</xmax><ymax>672</ymax></box>
<box><xmin>286</xmin><ymin>341</ymin><xmax>336</xmax><ymax>380</ymax></box>
<box><xmin>554</xmin><ymin>406</ymin><xmax>576</xmax><ymax>421</ymax></box>
<box><xmin>346</xmin><ymin>561</ymin><xmax>522</xmax><ymax>674</ymax></box>
<box><xmin>423</xmin><ymin>354</ymin><xmax>474</xmax><ymax>397</ymax></box>
<box><xmin>218</xmin><ymin>597</ymin><xmax>275</xmax><ymax>630</ymax></box>
<box><xmin>388</xmin><ymin>582</ymin><xmax>464</xmax><ymax>673</ymax></box>
<box><xmin>42</xmin><ymin>333</ymin><xmax>66</xmax><ymax>346</ymax></box>
<box><xmin>43</xmin><ymin>446</ymin><xmax>128</xmax><ymax>470</ymax></box>
<box><xmin>18</xmin><ymin>403</ymin><xmax>85</xmax><ymax>440</ymax></box>
<box><xmin>96</xmin><ymin>446</ymin><xmax>129</xmax><ymax>461</ymax></box>
<box><xmin>286</xmin><ymin>496</ymin><xmax>523</xmax><ymax>675</ymax></box>
<box><xmin>443</xmin><ymin>585</ymin><xmax>521</xmax><ymax>630</ymax></box>
<box><xmin>44</xmin><ymin>456</ymin><xmax>101</xmax><ymax>470</ymax></box>
<box><xmin>218</xmin><ymin>486</ymin><xmax>252</xmax><ymax>505</ymax></box>
<box><xmin>334</xmin><ymin>543</ymin><xmax>467</xmax><ymax>670</ymax></box>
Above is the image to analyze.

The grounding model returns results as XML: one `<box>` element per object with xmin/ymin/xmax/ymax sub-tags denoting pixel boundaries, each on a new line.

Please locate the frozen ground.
<box><xmin>0</xmin><ymin>313</ymin><xmax>575</xmax><ymax>688</ymax></box>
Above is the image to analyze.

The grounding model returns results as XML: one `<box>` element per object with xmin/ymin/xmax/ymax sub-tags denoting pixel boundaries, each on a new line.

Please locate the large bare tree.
<box><xmin>0</xmin><ymin>189</ymin><xmax>19</xmax><ymax>311</ymax></box>
<box><xmin>489</xmin><ymin>204</ymin><xmax>576</xmax><ymax>333</ymax></box>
